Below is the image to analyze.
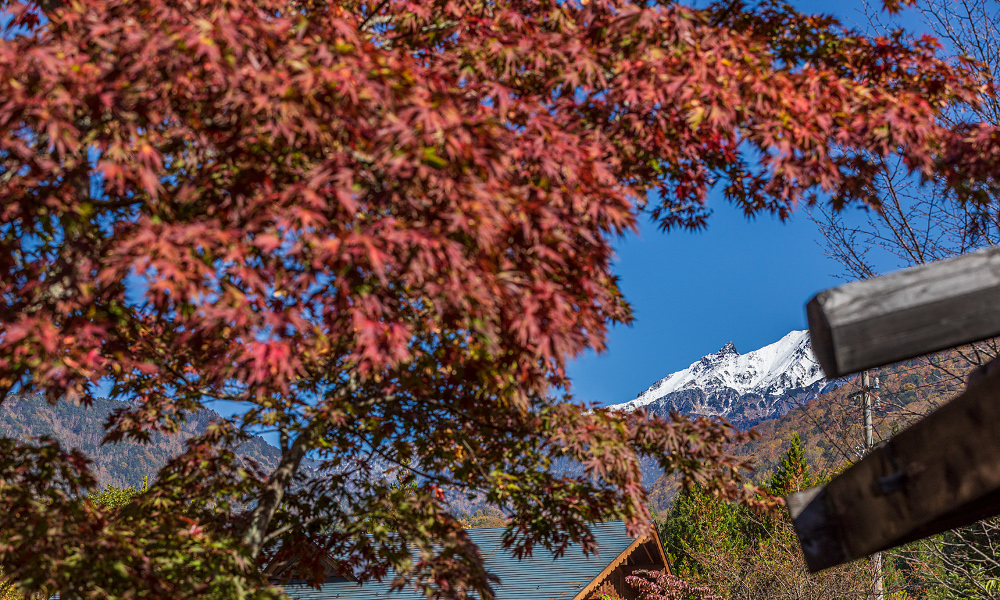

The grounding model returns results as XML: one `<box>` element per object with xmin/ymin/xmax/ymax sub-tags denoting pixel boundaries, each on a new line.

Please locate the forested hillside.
<box><xmin>0</xmin><ymin>394</ymin><xmax>285</xmax><ymax>487</ymax></box>
<box><xmin>647</xmin><ymin>347</ymin><xmax>974</xmax><ymax>512</ymax></box>
<box><xmin>733</xmin><ymin>349</ymin><xmax>970</xmax><ymax>477</ymax></box>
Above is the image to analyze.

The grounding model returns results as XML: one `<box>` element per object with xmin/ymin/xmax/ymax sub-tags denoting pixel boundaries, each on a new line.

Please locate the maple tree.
<box><xmin>0</xmin><ymin>0</ymin><xmax>998</xmax><ymax>597</ymax></box>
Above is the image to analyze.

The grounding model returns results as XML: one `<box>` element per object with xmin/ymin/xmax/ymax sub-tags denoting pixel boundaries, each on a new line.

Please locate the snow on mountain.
<box><xmin>607</xmin><ymin>330</ymin><xmax>838</xmax><ymax>429</ymax></box>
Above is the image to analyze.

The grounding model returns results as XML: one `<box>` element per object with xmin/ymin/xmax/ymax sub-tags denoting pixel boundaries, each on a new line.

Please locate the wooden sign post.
<box><xmin>789</xmin><ymin>246</ymin><xmax>1000</xmax><ymax>572</ymax></box>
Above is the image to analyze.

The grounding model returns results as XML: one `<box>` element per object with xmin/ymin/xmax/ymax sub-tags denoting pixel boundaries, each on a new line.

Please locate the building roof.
<box><xmin>279</xmin><ymin>521</ymin><xmax>664</xmax><ymax>600</ymax></box>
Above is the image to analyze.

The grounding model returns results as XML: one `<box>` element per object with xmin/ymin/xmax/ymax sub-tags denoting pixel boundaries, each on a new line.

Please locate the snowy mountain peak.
<box><xmin>607</xmin><ymin>330</ymin><xmax>833</xmax><ymax>429</ymax></box>
<box><xmin>717</xmin><ymin>341</ymin><xmax>739</xmax><ymax>357</ymax></box>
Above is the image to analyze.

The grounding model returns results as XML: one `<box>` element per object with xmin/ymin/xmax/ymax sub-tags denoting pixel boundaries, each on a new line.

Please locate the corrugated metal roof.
<box><xmin>281</xmin><ymin>521</ymin><xmax>638</xmax><ymax>600</ymax></box>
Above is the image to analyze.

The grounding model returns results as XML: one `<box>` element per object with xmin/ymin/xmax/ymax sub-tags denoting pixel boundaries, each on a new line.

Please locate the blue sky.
<box><xmin>566</xmin><ymin>0</ymin><xmax>927</xmax><ymax>407</ymax></box>
<box><xmin>566</xmin><ymin>204</ymin><xmax>853</xmax><ymax>407</ymax></box>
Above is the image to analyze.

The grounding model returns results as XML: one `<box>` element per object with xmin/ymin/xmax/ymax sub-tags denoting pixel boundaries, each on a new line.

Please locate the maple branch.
<box><xmin>358</xmin><ymin>0</ymin><xmax>391</xmax><ymax>32</ymax></box>
<box><xmin>386</xmin><ymin>19</ymin><xmax>459</xmax><ymax>46</ymax></box>
<box><xmin>242</xmin><ymin>425</ymin><xmax>314</xmax><ymax>558</ymax></box>
<box><xmin>279</xmin><ymin>425</ymin><xmax>289</xmax><ymax>453</ymax></box>
<box><xmin>31</xmin><ymin>0</ymin><xmax>65</xmax><ymax>20</ymax></box>
<box><xmin>89</xmin><ymin>197</ymin><xmax>146</xmax><ymax>211</ymax></box>
<box><xmin>461</xmin><ymin>438</ymin><xmax>491</xmax><ymax>482</ymax></box>
<box><xmin>417</xmin><ymin>397</ymin><xmax>523</xmax><ymax>435</ymax></box>
<box><xmin>370</xmin><ymin>445</ymin><xmax>464</xmax><ymax>489</ymax></box>
<box><xmin>261</xmin><ymin>524</ymin><xmax>293</xmax><ymax>547</ymax></box>
<box><xmin>242</xmin><ymin>374</ymin><xmax>404</xmax><ymax>558</ymax></box>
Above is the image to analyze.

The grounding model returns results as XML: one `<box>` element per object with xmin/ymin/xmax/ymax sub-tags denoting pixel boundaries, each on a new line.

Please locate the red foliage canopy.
<box><xmin>0</xmin><ymin>0</ymin><xmax>994</xmax><ymax>597</ymax></box>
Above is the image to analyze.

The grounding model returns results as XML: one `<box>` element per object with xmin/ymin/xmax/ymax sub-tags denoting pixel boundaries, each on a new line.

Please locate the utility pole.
<box><xmin>862</xmin><ymin>370</ymin><xmax>884</xmax><ymax>600</ymax></box>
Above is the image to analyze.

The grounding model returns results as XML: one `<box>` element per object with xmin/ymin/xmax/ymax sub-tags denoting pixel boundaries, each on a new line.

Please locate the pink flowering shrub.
<box><xmin>624</xmin><ymin>569</ymin><xmax>726</xmax><ymax>600</ymax></box>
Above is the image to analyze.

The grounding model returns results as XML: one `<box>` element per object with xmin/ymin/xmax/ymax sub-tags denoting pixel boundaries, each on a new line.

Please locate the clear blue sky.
<box><xmin>566</xmin><ymin>0</ymin><xmax>928</xmax><ymax>408</ymax></box>
<box><xmin>566</xmin><ymin>205</ymin><xmax>851</xmax><ymax>407</ymax></box>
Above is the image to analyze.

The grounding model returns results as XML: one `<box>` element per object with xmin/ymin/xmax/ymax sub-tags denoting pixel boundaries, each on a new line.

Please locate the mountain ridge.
<box><xmin>0</xmin><ymin>393</ymin><xmax>287</xmax><ymax>487</ymax></box>
<box><xmin>607</xmin><ymin>330</ymin><xmax>841</xmax><ymax>429</ymax></box>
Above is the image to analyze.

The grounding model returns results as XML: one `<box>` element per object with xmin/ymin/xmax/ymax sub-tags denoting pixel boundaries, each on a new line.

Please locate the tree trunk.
<box><xmin>241</xmin><ymin>430</ymin><xmax>311</xmax><ymax>559</ymax></box>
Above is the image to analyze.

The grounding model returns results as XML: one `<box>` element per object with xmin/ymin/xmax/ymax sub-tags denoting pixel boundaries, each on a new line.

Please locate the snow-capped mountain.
<box><xmin>607</xmin><ymin>330</ymin><xmax>840</xmax><ymax>429</ymax></box>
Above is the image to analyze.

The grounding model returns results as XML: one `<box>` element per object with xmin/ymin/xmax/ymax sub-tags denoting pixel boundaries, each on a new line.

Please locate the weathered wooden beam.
<box><xmin>807</xmin><ymin>245</ymin><xmax>1000</xmax><ymax>378</ymax></box>
<box><xmin>787</xmin><ymin>365</ymin><xmax>1000</xmax><ymax>572</ymax></box>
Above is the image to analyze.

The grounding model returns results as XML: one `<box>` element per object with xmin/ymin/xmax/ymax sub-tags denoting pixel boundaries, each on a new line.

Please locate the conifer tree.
<box><xmin>767</xmin><ymin>432</ymin><xmax>813</xmax><ymax>496</ymax></box>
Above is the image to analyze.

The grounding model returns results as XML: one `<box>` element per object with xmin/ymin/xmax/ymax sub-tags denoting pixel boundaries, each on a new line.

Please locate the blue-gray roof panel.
<box><xmin>281</xmin><ymin>521</ymin><xmax>637</xmax><ymax>600</ymax></box>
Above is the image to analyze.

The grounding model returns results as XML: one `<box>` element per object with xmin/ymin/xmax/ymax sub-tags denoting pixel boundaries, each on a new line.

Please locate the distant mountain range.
<box><xmin>4</xmin><ymin>329</ymin><xmax>961</xmax><ymax>517</ymax></box>
<box><xmin>0</xmin><ymin>393</ymin><xmax>287</xmax><ymax>487</ymax></box>
<box><xmin>607</xmin><ymin>330</ymin><xmax>842</xmax><ymax>429</ymax></box>
<box><xmin>0</xmin><ymin>331</ymin><xmax>841</xmax><ymax>491</ymax></box>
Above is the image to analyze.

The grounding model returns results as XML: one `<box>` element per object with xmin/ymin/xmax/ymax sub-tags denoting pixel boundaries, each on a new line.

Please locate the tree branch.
<box><xmin>241</xmin><ymin>375</ymin><xmax>364</xmax><ymax>558</ymax></box>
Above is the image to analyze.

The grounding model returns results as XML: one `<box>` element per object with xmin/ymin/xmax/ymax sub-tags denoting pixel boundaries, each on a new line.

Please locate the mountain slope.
<box><xmin>645</xmin><ymin>347</ymin><xmax>973</xmax><ymax>511</ymax></box>
<box><xmin>0</xmin><ymin>393</ymin><xmax>286</xmax><ymax>487</ymax></box>
<box><xmin>608</xmin><ymin>330</ymin><xmax>838</xmax><ymax>429</ymax></box>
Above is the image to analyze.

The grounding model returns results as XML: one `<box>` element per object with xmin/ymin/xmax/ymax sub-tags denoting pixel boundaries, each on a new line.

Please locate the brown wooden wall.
<box><xmin>585</xmin><ymin>538</ymin><xmax>667</xmax><ymax>600</ymax></box>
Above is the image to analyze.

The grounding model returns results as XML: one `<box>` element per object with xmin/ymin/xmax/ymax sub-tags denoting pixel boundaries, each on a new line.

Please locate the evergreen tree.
<box><xmin>657</xmin><ymin>436</ymin><xmax>871</xmax><ymax>599</ymax></box>
<box><xmin>659</xmin><ymin>485</ymin><xmax>766</xmax><ymax>577</ymax></box>
<box><xmin>766</xmin><ymin>432</ymin><xmax>813</xmax><ymax>496</ymax></box>
<box><xmin>87</xmin><ymin>478</ymin><xmax>149</xmax><ymax>510</ymax></box>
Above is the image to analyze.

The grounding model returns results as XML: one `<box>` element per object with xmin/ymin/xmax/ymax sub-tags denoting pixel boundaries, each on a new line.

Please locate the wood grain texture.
<box><xmin>787</xmin><ymin>365</ymin><xmax>1000</xmax><ymax>572</ymax></box>
<box><xmin>807</xmin><ymin>245</ymin><xmax>1000</xmax><ymax>377</ymax></box>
